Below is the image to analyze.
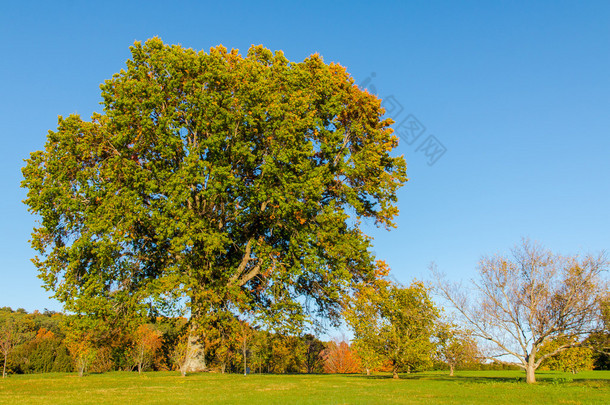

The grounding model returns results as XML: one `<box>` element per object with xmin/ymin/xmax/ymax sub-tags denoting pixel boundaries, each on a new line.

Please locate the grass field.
<box><xmin>0</xmin><ymin>370</ymin><xmax>608</xmax><ymax>404</ymax></box>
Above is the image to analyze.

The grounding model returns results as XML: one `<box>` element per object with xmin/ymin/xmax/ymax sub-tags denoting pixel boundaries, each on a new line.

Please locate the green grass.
<box><xmin>0</xmin><ymin>370</ymin><xmax>608</xmax><ymax>404</ymax></box>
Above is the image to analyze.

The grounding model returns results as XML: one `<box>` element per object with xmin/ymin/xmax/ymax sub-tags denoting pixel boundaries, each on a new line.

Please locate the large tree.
<box><xmin>434</xmin><ymin>239</ymin><xmax>608</xmax><ymax>383</ymax></box>
<box><xmin>22</xmin><ymin>38</ymin><xmax>406</xmax><ymax>372</ymax></box>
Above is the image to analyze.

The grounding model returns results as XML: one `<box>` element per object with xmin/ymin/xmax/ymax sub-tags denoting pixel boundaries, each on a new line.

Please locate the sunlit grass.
<box><xmin>0</xmin><ymin>370</ymin><xmax>608</xmax><ymax>404</ymax></box>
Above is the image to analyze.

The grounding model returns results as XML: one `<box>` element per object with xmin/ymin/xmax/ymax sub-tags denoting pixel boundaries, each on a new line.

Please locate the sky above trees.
<box><xmin>1</xmin><ymin>0</ymin><xmax>609</xmax><ymax>318</ymax></box>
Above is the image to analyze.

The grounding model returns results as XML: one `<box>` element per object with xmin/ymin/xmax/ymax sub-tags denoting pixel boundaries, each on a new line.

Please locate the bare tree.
<box><xmin>238</xmin><ymin>320</ymin><xmax>254</xmax><ymax>376</ymax></box>
<box><xmin>433</xmin><ymin>239</ymin><xmax>608</xmax><ymax>383</ymax></box>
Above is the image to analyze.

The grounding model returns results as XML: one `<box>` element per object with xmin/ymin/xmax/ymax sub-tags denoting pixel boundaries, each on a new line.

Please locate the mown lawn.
<box><xmin>0</xmin><ymin>370</ymin><xmax>608</xmax><ymax>404</ymax></box>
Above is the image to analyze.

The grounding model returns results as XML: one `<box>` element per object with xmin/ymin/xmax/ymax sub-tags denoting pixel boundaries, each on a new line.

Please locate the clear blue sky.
<box><xmin>1</xmin><ymin>1</ymin><xmax>609</xmax><ymax>313</ymax></box>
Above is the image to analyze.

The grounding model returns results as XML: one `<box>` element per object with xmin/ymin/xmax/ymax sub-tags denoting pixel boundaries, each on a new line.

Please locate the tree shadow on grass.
<box><xmin>349</xmin><ymin>373</ymin><xmax>525</xmax><ymax>383</ymax></box>
<box><xmin>346</xmin><ymin>373</ymin><xmax>524</xmax><ymax>384</ymax></box>
<box><xmin>346</xmin><ymin>372</ymin><xmax>610</xmax><ymax>385</ymax></box>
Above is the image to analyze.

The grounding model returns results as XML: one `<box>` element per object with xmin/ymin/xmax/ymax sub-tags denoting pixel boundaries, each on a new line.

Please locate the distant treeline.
<box><xmin>1</xmin><ymin>307</ymin><xmax>607</xmax><ymax>376</ymax></box>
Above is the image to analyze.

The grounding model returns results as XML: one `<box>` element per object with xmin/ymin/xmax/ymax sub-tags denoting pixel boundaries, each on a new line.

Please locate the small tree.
<box><xmin>302</xmin><ymin>334</ymin><xmax>326</xmax><ymax>374</ymax></box>
<box><xmin>436</xmin><ymin>323</ymin><xmax>480</xmax><ymax>376</ymax></box>
<box><xmin>346</xmin><ymin>262</ymin><xmax>439</xmax><ymax>378</ymax></box>
<box><xmin>131</xmin><ymin>324</ymin><xmax>163</xmax><ymax>374</ymax></box>
<box><xmin>63</xmin><ymin>314</ymin><xmax>122</xmax><ymax>376</ymax></box>
<box><xmin>381</xmin><ymin>282</ymin><xmax>439</xmax><ymax>377</ymax></box>
<box><xmin>66</xmin><ymin>336</ymin><xmax>97</xmax><ymax>377</ymax></box>
<box><xmin>209</xmin><ymin>317</ymin><xmax>240</xmax><ymax>374</ymax></box>
<box><xmin>0</xmin><ymin>315</ymin><xmax>36</xmax><ymax>377</ymax></box>
<box><xmin>249</xmin><ymin>329</ymin><xmax>271</xmax><ymax>374</ymax></box>
<box><xmin>237</xmin><ymin>320</ymin><xmax>254</xmax><ymax>376</ymax></box>
<box><xmin>351</xmin><ymin>339</ymin><xmax>383</xmax><ymax>376</ymax></box>
<box><xmin>0</xmin><ymin>320</ymin><xmax>16</xmax><ymax>378</ymax></box>
<box><xmin>171</xmin><ymin>336</ymin><xmax>190</xmax><ymax>377</ymax></box>
<box><xmin>344</xmin><ymin>265</ymin><xmax>386</xmax><ymax>376</ymax></box>
<box><xmin>266</xmin><ymin>335</ymin><xmax>305</xmax><ymax>373</ymax></box>
<box><xmin>322</xmin><ymin>339</ymin><xmax>361</xmax><ymax>373</ymax></box>
<box><xmin>434</xmin><ymin>239</ymin><xmax>608</xmax><ymax>383</ymax></box>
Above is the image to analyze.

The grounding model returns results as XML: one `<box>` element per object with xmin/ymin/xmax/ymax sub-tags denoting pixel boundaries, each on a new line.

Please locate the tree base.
<box><xmin>182</xmin><ymin>333</ymin><xmax>207</xmax><ymax>373</ymax></box>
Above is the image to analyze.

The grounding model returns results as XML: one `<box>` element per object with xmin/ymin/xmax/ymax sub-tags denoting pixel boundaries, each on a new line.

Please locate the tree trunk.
<box><xmin>392</xmin><ymin>367</ymin><xmax>399</xmax><ymax>379</ymax></box>
<box><xmin>3</xmin><ymin>353</ymin><xmax>6</xmax><ymax>378</ymax></box>
<box><xmin>366</xmin><ymin>368</ymin><xmax>370</xmax><ymax>376</ymax></box>
<box><xmin>182</xmin><ymin>325</ymin><xmax>207</xmax><ymax>373</ymax></box>
<box><xmin>243</xmin><ymin>339</ymin><xmax>247</xmax><ymax>376</ymax></box>
<box><xmin>525</xmin><ymin>362</ymin><xmax>536</xmax><ymax>384</ymax></box>
<box><xmin>449</xmin><ymin>364</ymin><xmax>454</xmax><ymax>377</ymax></box>
<box><xmin>523</xmin><ymin>349</ymin><xmax>537</xmax><ymax>384</ymax></box>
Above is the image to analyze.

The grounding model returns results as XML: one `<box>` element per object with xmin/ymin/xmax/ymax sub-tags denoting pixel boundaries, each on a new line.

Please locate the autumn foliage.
<box><xmin>322</xmin><ymin>340</ymin><xmax>361</xmax><ymax>374</ymax></box>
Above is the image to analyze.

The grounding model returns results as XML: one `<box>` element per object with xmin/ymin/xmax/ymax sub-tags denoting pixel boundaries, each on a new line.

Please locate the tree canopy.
<box><xmin>22</xmin><ymin>38</ymin><xmax>406</xmax><ymax>370</ymax></box>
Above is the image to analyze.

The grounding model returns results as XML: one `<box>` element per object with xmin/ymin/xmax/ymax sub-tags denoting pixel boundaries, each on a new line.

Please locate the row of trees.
<box><xmin>0</xmin><ymin>307</ymin><xmax>330</xmax><ymax>377</ymax></box>
<box><xmin>0</xmin><ymin>306</ymin><xmax>484</xmax><ymax>377</ymax></box>
<box><xmin>4</xmin><ymin>246</ymin><xmax>608</xmax><ymax>380</ymax></box>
